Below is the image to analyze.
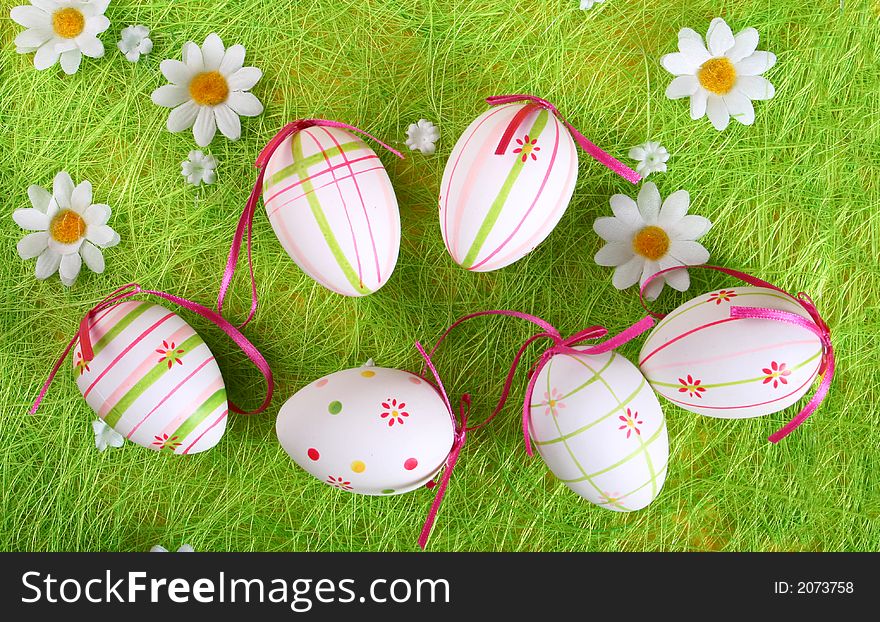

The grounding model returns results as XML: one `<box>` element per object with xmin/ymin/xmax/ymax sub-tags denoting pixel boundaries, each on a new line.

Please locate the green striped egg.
<box><xmin>439</xmin><ymin>103</ymin><xmax>578</xmax><ymax>272</ymax></box>
<box><xmin>529</xmin><ymin>349</ymin><xmax>668</xmax><ymax>511</ymax></box>
<box><xmin>73</xmin><ymin>301</ymin><xmax>228</xmax><ymax>454</ymax></box>
<box><xmin>639</xmin><ymin>286</ymin><xmax>824</xmax><ymax>419</ymax></box>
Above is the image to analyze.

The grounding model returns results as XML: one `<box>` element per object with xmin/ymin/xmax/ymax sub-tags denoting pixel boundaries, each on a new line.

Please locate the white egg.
<box><xmin>262</xmin><ymin>125</ymin><xmax>400</xmax><ymax>296</ymax></box>
<box><xmin>529</xmin><ymin>348</ymin><xmax>668</xmax><ymax>511</ymax></box>
<box><xmin>439</xmin><ymin>103</ymin><xmax>578</xmax><ymax>272</ymax></box>
<box><xmin>74</xmin><ymin>301</ymin><xmax>228</xmax><ymax>454</ymax></box>
<box><xmin>639</xmin><ymin>286</ymin><xmax>824</xmax><ymax>418</ymax></box>
<box><xmin>276</xmin><ymin>366</ymin><xmax>455</xmax><ymax>495</ymax></box>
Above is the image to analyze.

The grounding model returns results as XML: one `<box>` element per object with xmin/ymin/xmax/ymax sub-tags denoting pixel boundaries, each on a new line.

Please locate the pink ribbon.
<box><xmin>412</xmin><ymin>310</ymin><xmax>654</xmax><ymax>548</ymax></box>
<box><xmin>639</xmin><ymin>265</ymin><xmax>833</xmax><ymax>443</ymax></box>
<box><xmin>30</xmin><ymin>283</ymin><xmax>274</xmax><ymax>417</ymax></box>
<box><xmin>485</xmin><ymin>94</ymin><xmax>641</xmax><ymax>184</ymax></box>
<box><xmin>216</xmin><ymin>120</ymin><xmax>404</xmax><ymax>327</ymax></box>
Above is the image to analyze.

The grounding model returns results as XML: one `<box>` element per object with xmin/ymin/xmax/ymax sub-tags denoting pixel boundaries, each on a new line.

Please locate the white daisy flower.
<box><xmin>661</xmin><ymin>17</ymin><xmax>776</xmax><ymax>131</ymax></box>
<box><xmin>151</xmin><ymin>33</ymin><xmax>264</xmax><ymax>147</ymax></box>
<box><xmin>92</xmin><ymin>420</ymin><xmax>123</xmax><ymax>452</ymax></box>
<box><xmin>181</xmin><ymin>150</ymin><xmax>217</xmax><ymax>186</ymax></box>
<box><xmin>580</xmin><ymin>0</ymin><xmax>605</xmax><ymax>10</ymax></box>
<box><xmin>151</xmin><ymin>544</ymin><xmax>194</xmax><ymax>552</ymax></box>
<box><xmin>117</xmin><ymin>24</ymin><xmax>152</xmax><ymax>62</ymax></box>
<box><xmin>13</xmin><ymin>171</ymin><xmax>120</xmax><ymax>287</ymax></box>
<box><xmin>405</xmin><ymin>119</ymin><xmax>440</xmax><ymax>154</ymax></box>
<box><xmin>629</xmin><ymin>141</ymin><xmax>670</xmax><ymax>177</ymax></box>
<box><xmin>10</xmin><ymin>0</ymin><xmax>110</xmax><ymax>75</ymax></box>
<box><xmin>593</xmin><ymin>182</ymin><xmax>712</xmax><ymax>300</ymax></box>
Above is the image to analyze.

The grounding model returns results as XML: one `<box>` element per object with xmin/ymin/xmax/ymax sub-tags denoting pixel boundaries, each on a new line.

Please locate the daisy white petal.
<box><xmin>77</xmin><ymin>36</ymin><xmax>104</xmax><ymax>59</ymax></box>
<box><xmin>214</xmin><ymin>104</ymin><xmax>241</xmax><ymax>140</ymax></box>
<box><xmin>92</xmin><ymin>420</ymin><xmax>106</xmax><ymax>435</ymax></box>
<box><xmin>15</xmin><ymin>28</ymin><xmax>51</xmax><ymax>49</ymax></box>
<box><xmin>666</xmin><ymin>75</ymin><xmax>698</xmax><ymax>99</ymax></box>
<box><xmin>10</xmin><ymin>6</ymin><xmax>46</xmax><ymax>29</ymax></box>
<box><xmin>595</xmin><ymin>242</ymin><xmax>634</xmax><ymax>266</ymax></box>
<box><xmin>677</xmin><ymin>27</ymin><xmax>703</xmax><ymax>47</ymax></box>
<box><xmin>736</xmin><ymin>75</ymin><xmax>775</xmax><ymax>101</ymax></box>
<box><xmin>706</xmin><ymin>95</ymin><xmax>730</xmax><ymax>131</ymax></box>
<box><xmin>669</xmin><ymin>240</ymin><xmax>710</xmax><ymax>265</ymax></box>
<box><xmin>219</xmin><ymin>44</ymin><xmax>246</xmax><ymax>75</ymax></box>
<box><xmin>727</xmin><ymin>27</ymin><xmax>759</xmax><ymax>63</ymax></box>
<box><xmin>609</xmin><ymin>194</ymin><xmax>643</xmax><ymax>228</ymax></box>
<box><xmin>86</xmin><ymin>224</ymin><xmax>116</xmax><ymax>247</ymax></box>
<box><xmin>690</xmin><ymin>89</ymin><xmax>708</xmax><ymax>120</ymax></box>
<box><xmin>724</xmin><ymin>90</ymin><xmax>755</xmax><ymax>125</ymax></box>
<box><xmin>177</xmin><ymin>545</ymin><xmax>194</xmax><ymax>553</ymax></box>
<box><xmin>152</xmin><ymin>85</ymin><xmax>190</xmax><ymax>108</ymax></box>
<box><xmin>612</xmin><ymin>256</ymin><xmax>644</xmax><ymax>290</ymax></box>
<box><xmin>194</xmin><ymin>106</ymin><xmax>217</xmax><ymax>146</ymax></box>
<box><xmin>642</xmin><ymin>276</ymin><xmax>666</xmax><ymax>301</ymax></box>
<box><xmin>17</xmin><ymin>232</ymin><xmax>49</xmax><ymax>259</ymax></box>
<box><xmin>677</xmin><ymin>37</ymin><xmax>711</xmax><ymax>66</ymax></box>
<box><xmin>59</xmin><ymin>252</ymin><xmax>82</xmax><ymax>286</ymax></box>
<box><xmin>593</xmin><ymin>217</ymin><xmax>634</xmax><ymax>243</ymax></box>
<box><xmin>706</xmin><ymin>18</ymin><xmax>735</xmax><ymax>56</ymax></box>
<box><xmin>167</xmin><ymin>101</ymin><xmax>199</xmax><ymax>132</ymax></box>
<box><xmin>84</xmin><ymin>203</ymin><xmax>110</xmax><ymax>226</ymax></box>
<box><xmin>53</xmin><ymin>171</ymin><xmax>74</xmax><ymax>209</ymax></box>
<box><xmin>79</xmin><ymin>241</ymin><xmax>105</xmax><ymax>272</ymax></box>
<box><xmin>658</xmin><ymin>189</ymin><xmax>690</xmax><ymax>226</ymax></box>
<box><xmin>70</xmin><ymin>180</ymin><xmax>92</xmax><ymax>212</ymax></box>
<box><xmin>160</xmin><ymin>59</ymin><xmax>193</xmax><ymax>86</ymax></box>
<box><xmin>629</xmin><ymin>142</ymin><xmax>670</xmax><ymax>178</ymax></box>
<box><xmin>105</xmin><ymin>231</ymin><xmax>120</xmax><ymax>248</ymax></box>
<box><xmin>660</xmin><ymin>52</ymin><xmax>697</xmax><ymax>76</ymax></box>
<box><xmin>13</xmin><ymin>208</ymin><xmax>49</xmax><ymax>231</ymax></box>
<box><xmin>35</xmin><ymin>248</ymin><xmax>61</xmax><ymax>280</ymax></box>
<box><xmin>33</xmin><ymin>40</ymin><xmax>59</xmax><ymax>69</ymax></box>
<box><xmin>201</xmin><ymin>33</ymin><xmax>225</xmax><ymax>71</ymax></box>
<box><xmin>59</xmin><ymin>48</ymin><xmax>81</xmax><ymax>74</ymax></box>
<box><xmin>636</xmin><ymin>182</ymin><xmax>661</xmax><ymax>224</ymax></box>
<box><xmin>182</xmin><ymin>41</ymin><xmax>205</xmax><ymax>72</ymax></box>
<box><xmin>83</xmin><ymin>14</ymin><xmax>110</xmax><ymax>36</ymax></box>
<box><xmin>628</xmin><ymin>146</ymin><xmax>646</xmax><ymax>160</ymax></box>
<box><xmin>669</xmin><ymin>215</ymin><xmax>712</xmax><ymax>240</ymax></box>
<box><xmin>735</xmin><ymin>51</ymin><xmax>777</xmax><ymax>76</ymax></box>
<box><xmin>227</xmin><ymin>66</ymin><xmax>262</xmax><ymax>91</ymax></box>
<box><xmin>226</xmin><ymin>91</ymin><xmax>263</xmax><ymax>116</ymax></box>
<box><xmin>31</xmin><ymin>0</ymin><xmax>56</xmax><ymax>11</ymax></box>
<box><xmin>150</xmin><ymin>546</ymin><xmax>169</xmax><ymax>553</ymax></box>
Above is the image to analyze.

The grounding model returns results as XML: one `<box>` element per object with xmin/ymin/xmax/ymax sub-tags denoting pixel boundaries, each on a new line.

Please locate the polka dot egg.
<box><xmin>276</xmin><ymin>366</ymin><xmax>455</xmax><ymax>495</ymax></box>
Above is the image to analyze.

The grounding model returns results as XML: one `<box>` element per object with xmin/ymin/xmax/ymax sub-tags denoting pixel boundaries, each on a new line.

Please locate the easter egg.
<box><xmin>73</xmin><ymin>301</ymin><xmax>228</xmax><ymax>454</ymax></box>
<box><xmin>439</xmin><ymin>103</ymin><xmax>578</xmax><ymax>272</ymax></box>
<box><xmin>276</xmin><ymin>366</ymin><xmax>454</xmax><ymax>495</ymax></box>
<box><xmin>529</xmin><ymin>348</ymin><xmax>668</xmax><ymax>511</ymax></box>
<box><xmin>262</xmin><ymin>125</ymin><xmax>401</xmax><ymax>296</ymax></box>
<box><xmin>639</xmin><ymin>286</ymin><xmax>824</xmax><ymax>419</ymax></box>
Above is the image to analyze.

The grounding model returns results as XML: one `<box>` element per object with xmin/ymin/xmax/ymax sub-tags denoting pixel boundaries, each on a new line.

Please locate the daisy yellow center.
<box><xmin>50</xmin><ymin>210</ymin><xmax>86</xmax><ymax>244</ymax></box>
<box><xmin>632</xmin><ymin>226</ymin><xmax>670</xmax><ymax>260</ymax></box>
<box><xmin>697</xmin><ymin>57</ymin><xmax>737</xmax><ymax>95</ymax></box>
<box><xmin>188</xmin><ymin>71</ymin><xmax>229</xmax><ymax>106</ymax></box>
<box><xmin>52</xmin><ymin>8</ymin><xmax>85</xmax><ymax>39</ymax></box>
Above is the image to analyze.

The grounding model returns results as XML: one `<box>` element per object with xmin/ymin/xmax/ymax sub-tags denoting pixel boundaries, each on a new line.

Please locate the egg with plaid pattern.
<box><xmin>262</xmin><ymin>125</ymin><xmax>400</xmax><ymax>296</ymax></box>
<box><xmin>528</xmin><ymin>348</ymin><xmax>668</xmax><ymax>511</ymax></box>
<box><xmin>276</xmin><ymin>365</ymin><xmax>455</xmax><ymax>495</ymax></box>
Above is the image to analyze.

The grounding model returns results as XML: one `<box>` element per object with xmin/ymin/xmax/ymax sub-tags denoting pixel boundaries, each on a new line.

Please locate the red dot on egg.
<box><xmin>404</xmin><ymin>458</ymin><xmax>418</xmax><ymax>471</ymax></box>
<box><xmin>316</xmin><ymin>378</ymin><xmax>328</xmax><ymax>388</ymax></box>
<box><xmin>307</xmin><ymin>448</ymin><xmax>320</xmax><ymax>461</ymax></box>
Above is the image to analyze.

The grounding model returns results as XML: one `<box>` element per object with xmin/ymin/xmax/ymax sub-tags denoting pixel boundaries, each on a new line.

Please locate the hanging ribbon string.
<box><xmin>485</xmin><ymin>94</ymin><xmax>642</xmax><ymax>184</ymax></box>
<box><xmin>30</xmin><ymin>283</ymin><xmax>274</xmax><ymax>416</ymax></box>
<box><xmin>412</xmin><ymin>310</ymin><xmax>654</xmax><ymax>549</ymax></box>
<box><xmin>216</xmin><ymin>119</ymin><xmax>405</xmax><ymax>328</ymax></box>
<box><xmin>639</xmin><ymin>265</ymin><xmax>833</xmax><ymax>443</ymax></box>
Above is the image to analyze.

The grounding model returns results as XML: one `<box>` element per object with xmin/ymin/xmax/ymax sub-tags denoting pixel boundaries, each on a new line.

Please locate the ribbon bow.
<box><xmin>485</xmin><ymin>94</ymin><xmax>641</xmax><ymax>184</ymax></box>
<box><xmin>413</xmin><ymin>310</ymin><xmax>654</xmax><ymax>548</ymax></box>
<box><xmin>216</xmin><ymin>120</ymin><xmax>404</xmax><ymax>328</ymax></box>
<box><xmin>30</xmin><ymin>283</ymin><xmax>274</xmax><ymax>416</ymax></box>
<box><xmin>640</xmin><ymin>265</ymin><xmax>834</xmax><ymax>443</ymax></box>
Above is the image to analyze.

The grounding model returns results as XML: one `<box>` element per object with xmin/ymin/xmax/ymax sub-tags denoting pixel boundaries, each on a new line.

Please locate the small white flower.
<box><xmin>151</xmin><ymin>33</ymin><xmax>264</xmax><ymax>147</ymax></box>
<box><xmin>151</xmin><ymin>544</ymin><xmax>194</xmax><ymax>552</ymax></box>
<box><xmin>629</xmin><ymin>141</ymin><xmax>670</xmax><ymax>177</ymax></box>
<box><xmin>593</xmin><ymin>182</ymin><xmax>712</xmax><ymax>300</ymax></box>
<box><xmin>117</xmin><ymin>24</ymin><xmax>152</xmax><ymax>62</ymax></box>
<box><xmin>580</xmin><ymin>0</ymin><xmax>605</xmax><ymax>10</ymax></box>
<box><xmin>661</xmin><ymin>17</ymin><xmax>776</xmax><ymax>131</ymax></box>
<box><xmin>181</xmin><ymin>150</ymin><xmax>217</xmax><ymax>186</ymax></box>
<box><xmin>92</xmin><ymin>420</ymin><xmax>123</xmax><ymax>452</ymax></box>
<box><xmin>13</xmin><ymin>171</ymin><xmax>120</xmax><ymax>287</ymax></box>
<box><xmin>11</xmin><ymin>0</ymin><xmax>110</xmax><ymax>75</ymax></box>
<box><xmin>405</xmin><ymin>119</ymin><xmax>440</xmax><ymax>154</ymax></box>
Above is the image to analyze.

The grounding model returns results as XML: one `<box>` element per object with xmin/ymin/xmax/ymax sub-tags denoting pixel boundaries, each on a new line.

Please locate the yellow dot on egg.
<box><xmin>351</xmin><ymin>460</ymin><xmax>366</xmax><ymax>473</ymax></box>
<box><xmin>360</xmin><ymin>370</ymin><xmax>376</xmax><ymax>378</ymax></box>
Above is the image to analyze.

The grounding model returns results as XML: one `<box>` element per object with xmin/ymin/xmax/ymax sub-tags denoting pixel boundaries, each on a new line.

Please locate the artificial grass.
<box><xmin>0</xmin><ymin>0</ymin><xmax>877</xmax><ymax>552</ymax></box>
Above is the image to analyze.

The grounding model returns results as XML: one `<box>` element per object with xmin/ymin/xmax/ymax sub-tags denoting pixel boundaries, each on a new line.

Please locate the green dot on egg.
<box><xmin>328</xmin><ymin>400</ymin><xmax>342</xmax><ymax>415</ymax></box>
<box><xmin>381</xmin><ymin>489</ymin><xmax>395</xmax><ymax>494</ymax></box>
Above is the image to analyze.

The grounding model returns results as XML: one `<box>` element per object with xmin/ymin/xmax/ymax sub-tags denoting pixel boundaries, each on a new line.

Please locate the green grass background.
<box><xmin>1</xmin><ymin>0</ymin><xmax>878</xmax><ymax>552</ymax></box>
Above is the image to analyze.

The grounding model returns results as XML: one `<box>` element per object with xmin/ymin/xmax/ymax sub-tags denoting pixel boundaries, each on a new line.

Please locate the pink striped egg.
<box><xmin>639</xmin><ymin>287</ymin><xmax>824</xmax><ymax>419</ymax></box>
<box><xmin>276</xmin><ymin>366</ymin><xmax>454</xmax><ymax>496</ymax></box>
<box><xmin>439</xmin><ymin>103</ymin><xmax>577</xmax><ymax>271</ymax></box>
<box><xmin>262</xmin><ymin>126</ymin><xmax>400</xmax><ymax>296</ymax></box>
<box><xmin>529</xmin><ymin>349</ymin><xmax>668</xmax><ymax>511</ymax></box>
<box><xmin>73</xmin><ymin>301</ymin><xmax>228</xmax><ymax>454</ymax></box>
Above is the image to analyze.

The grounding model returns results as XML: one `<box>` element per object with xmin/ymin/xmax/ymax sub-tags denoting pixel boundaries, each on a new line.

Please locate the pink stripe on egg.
<box><xmin>646</xmin><ymin>339</ymin><xmax>819</xmax><ymax>372</ymax></box>
<box><xmin>264</xmin><ymin>154</ymin><xmax>379</xmax><ymax>207</ymax></box>
<box><xmin>639</xmin><ymin>317</ymin><xmax>742</xmax><ymax>367</ymax></box>
<box><xmin>266</xmin><ymin>165</ymin><xmax>386</xmax><ymax>220</ymax></box>
<box><xmin>181</xmin><ymin>408</ymin><xmax>228</xmax><ymax>455</ymax></box>
<box><xmin>159</xmin><ymin>375</ymin><xmax>225</xmax><ymax>437</ymax></box>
